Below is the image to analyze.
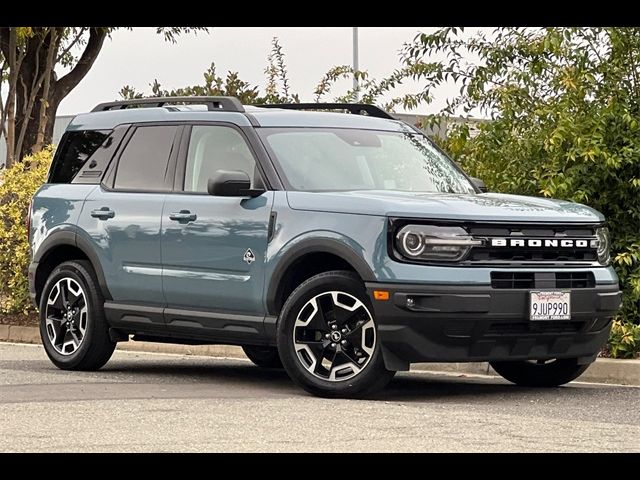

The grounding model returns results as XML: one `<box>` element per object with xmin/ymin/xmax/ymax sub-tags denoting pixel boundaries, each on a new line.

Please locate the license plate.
<box><xmin>529</xmin><ymin>291</ymin><xmax>571</xmax><ymax>321</ymax></box>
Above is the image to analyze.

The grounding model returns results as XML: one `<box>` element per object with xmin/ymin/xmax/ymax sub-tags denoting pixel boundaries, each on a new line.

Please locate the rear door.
<box><xmin>78</xmin><ymin>124</ymin><xmax>181</xmax><ymax>332</ymax></box>
<box><xmin>160</xmin><ymin>124</ymin><xmax>273</xmax><ymax>341</ymax></box>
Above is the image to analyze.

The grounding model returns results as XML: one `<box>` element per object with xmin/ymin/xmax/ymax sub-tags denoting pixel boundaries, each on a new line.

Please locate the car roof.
<box><xmin>66</xmin><ymin>105</ymin><xmax>409</xmax><ymax>132</ymax></box>
<box><xmin>246</xmin><ymin>106</ymin><xmax>407</xmax><ymax>130</ymax></box>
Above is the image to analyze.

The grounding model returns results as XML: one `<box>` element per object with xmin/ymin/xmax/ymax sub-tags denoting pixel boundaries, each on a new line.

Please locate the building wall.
<box><xmin>394</xmin><ymin>113</ymin><xmax>448</xmax><ymax>138</ymax></box>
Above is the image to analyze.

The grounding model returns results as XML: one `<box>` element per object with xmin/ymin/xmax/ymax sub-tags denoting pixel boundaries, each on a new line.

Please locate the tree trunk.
<box><xmin>14</xmin><ymin>29</ymin><xmax>58</xmax><ymax>160</ymax></box>
<box><xmin>14</xmin><ymin>74</ymin><xmax>58</xmax><ymax>159</ymax></box>
<box><xmin>4</xmin><ymin>29</ymin><xmax>23</xmax><ymax>169</ymax></box>
<box><xmin>16</xmin><ymin>28</ymin><xmax>106</xmax><ymax>158</ymax></box>
<box><xmin>4</xmin><ymin>28</ymin><xmax>106</xmax><ymax>163</ymax></box>
<box><xmin>34</xmin><ymin>29</ymin><xmax>58</xmax><ymax>153</ymax></box>
<box><xmin>15</xmin><ymin>107</ymin><xmax>53</xmax><ymax>158</ymax></box>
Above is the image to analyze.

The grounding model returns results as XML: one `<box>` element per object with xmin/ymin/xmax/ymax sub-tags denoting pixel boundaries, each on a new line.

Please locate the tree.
<box><xmin>120</xmin><ymin>38</ymin><xmax>300</xmax><ymax>104</ymax></box>
<box><xmin>0</xmin><ymin>27</ymin><xmax>207</xmax><ymax>168</ymax></box>
<box><xmin>120</xmin><ymin>63</ymin><xmax>265</xmax><ymax>105</ymax></box>
<box><xmin>402</xmin><ymin>27</ymin><xmax>640</xmax><ymax>324</ymax></box>
<box><xmin>121</xmin><ymin>36</ymin><xmax>431</xmax><ymax>111</ymax></box>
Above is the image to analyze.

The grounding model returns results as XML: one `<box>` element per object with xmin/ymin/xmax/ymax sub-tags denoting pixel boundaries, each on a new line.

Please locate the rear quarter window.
<box><xmin>48</xmin><ymin>130</ymin><xmax>111</xmax><ymax>183</ymax></box>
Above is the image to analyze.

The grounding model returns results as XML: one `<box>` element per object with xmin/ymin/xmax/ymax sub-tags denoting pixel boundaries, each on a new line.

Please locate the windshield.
<box><xmin>258</xmin><ymin>127</ymin><xmax>476</xmax><ymax>194</ymax></box>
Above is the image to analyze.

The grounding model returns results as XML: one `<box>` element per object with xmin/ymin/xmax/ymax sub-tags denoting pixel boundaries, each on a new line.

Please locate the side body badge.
<box><xmin>243</xmin><ymin>248</ymin><xmax>256</xmax><ymax>265</ymax></box>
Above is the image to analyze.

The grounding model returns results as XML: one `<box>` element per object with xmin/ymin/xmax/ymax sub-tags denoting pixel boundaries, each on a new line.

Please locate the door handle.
<box><xmin>169</xmin><ymin>210</ymin><xmax>197</xmax><ymax>222</ymax></box>
<box><xmin>91</xmin><ymin>207</ymin><xmax>115</xmax><ymax>219</ymax></box>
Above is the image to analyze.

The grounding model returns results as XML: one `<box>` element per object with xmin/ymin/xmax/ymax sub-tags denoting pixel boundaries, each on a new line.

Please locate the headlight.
<box><xmin>395</xmin><ymin>225</ymin><xmax>482</xmax><ymax>262</ymax></box>
<box><xmin>595</xmin><ymin>227</ymin><xmax>610</xmax><ymax>265</ymax></box>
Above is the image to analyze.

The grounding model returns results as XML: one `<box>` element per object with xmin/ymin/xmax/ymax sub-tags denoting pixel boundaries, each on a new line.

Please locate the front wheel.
<box><xmin>490</xmin><ymin>358</ymin><xmax>590</xmax><ymax>387</ymax></box>
<box><xmin>277</xmin><ymin>270</ymin><xmax>395</xmax><ymax>398</ymax></box>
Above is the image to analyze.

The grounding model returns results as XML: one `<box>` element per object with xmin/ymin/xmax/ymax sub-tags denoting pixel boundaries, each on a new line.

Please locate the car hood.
<box><xmin>286</xmin><ymin>190</ymin><xmax>604</xmax><ymax>223</ymax></box>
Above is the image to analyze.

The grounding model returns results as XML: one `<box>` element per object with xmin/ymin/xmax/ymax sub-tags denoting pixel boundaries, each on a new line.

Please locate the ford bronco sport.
<box><xmin>28</xmin><ymin>97</ymin><xmax>622</xmax><ymax>397</ymax></box>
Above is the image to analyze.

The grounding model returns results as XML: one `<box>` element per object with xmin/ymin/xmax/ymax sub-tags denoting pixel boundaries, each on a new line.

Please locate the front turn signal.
<box><xmin>373</xmin><ymin>290</ymin><xmax>390</xmax><ymax>301</ymax></box>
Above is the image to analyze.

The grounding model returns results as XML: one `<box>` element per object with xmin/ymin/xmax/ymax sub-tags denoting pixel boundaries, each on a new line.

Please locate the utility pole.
<box><xmin>352</xmin><ymin>27</ymin><xmax>359</xmax><ymax>101</ymax></box>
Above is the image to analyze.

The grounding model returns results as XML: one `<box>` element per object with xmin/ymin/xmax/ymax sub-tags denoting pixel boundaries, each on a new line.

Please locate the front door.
<box><xmin>161</xmin><ymin>124</ymin><xmax>273</xmax><ymax>340</ymax></box>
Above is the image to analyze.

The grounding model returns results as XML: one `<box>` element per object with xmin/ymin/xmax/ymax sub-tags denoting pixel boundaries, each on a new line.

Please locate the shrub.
<box><xmin>606</xmin><ymin>320</ymin><xmax>640</xmax><ymax>359</ymax></box>
<box><xmin>0</xmin><ymin>146</ymin><xmax>52</xmax><ymax>313</ymax></box>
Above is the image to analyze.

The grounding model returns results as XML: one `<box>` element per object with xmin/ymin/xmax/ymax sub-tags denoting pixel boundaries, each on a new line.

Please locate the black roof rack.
<box><xmin>91</xmin><ymin>96</ymin><xmax>245</xmax><ymax>113</ymax></box>
<box><xmin>259</xmin><ymin>103</ymin><xmax>395</xmax><ymax>120</ymax></box>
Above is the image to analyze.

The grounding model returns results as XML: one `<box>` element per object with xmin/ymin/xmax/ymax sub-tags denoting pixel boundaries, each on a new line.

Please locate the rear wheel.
<box><xmin>277</xmin><ymin>270</ymin><xmax>395</xmax><ymax>398</ymax></box>
<box><xmin>242</xmin><ymin>345</ymin><xmax>283</xmax><ymax>368</ymax></box>
<box><xmin>39</xmin><ymin>260</ymin><xmax>115</xmax><ymax>371</ymax></box>
<box><xmin>490</xmin><ymin>358</ymin><xmax>590</xmax><ymax>387</ymax></box>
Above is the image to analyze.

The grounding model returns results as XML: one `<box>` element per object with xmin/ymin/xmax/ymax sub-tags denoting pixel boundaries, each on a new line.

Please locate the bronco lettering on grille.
<box><xmin>490</xmin><ymin>238</ymin><xmax>597</xmax><ymax>248</ymax></box>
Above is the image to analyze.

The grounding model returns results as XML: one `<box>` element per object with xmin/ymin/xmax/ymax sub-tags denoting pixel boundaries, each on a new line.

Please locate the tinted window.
<box><xmin>184</xmin><ymin>126</ymin><xmax>255</xmax><ymax>192</ymax></box>
<box><xmin>49</xmin><ymin>130</ymin><xmax>111</xmax><ymax>183</ymax></box>
<box><xmin>114</xmin><ymin>126</ymin><xmax>178</xmax><ymax>191</ymax></box>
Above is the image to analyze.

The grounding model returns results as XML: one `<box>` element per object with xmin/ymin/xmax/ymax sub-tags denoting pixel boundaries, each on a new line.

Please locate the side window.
<box><xmin>184</xmin><ymin>126</ymin><xmax>256</xmax><ymax>193</ymax></box>
<box><xmin>48</xmin><ymin>130</ymin><xmax>111</xmax><ymax>183</ymax></box>
<box><xmin>114</xmin><ymin>125</ymin><xmax>178</xmax><ymax>191</ymax></box>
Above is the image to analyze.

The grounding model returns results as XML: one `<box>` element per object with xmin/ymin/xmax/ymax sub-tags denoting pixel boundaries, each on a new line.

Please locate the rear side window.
<box><xmin>48</xmin><ymin>130</ymin><xmax>111</xmax><ymax>183</ymax></box>
<box><xmin>114</xmin><ymin>125</ymin><xmax>179</xmax><ymax>191</ymax></box>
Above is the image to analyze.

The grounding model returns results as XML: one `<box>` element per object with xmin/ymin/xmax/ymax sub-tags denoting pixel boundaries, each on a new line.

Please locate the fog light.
<box><xmin>406</xmin><ymin>297</ymin><xmax>415</xmax><ymax>308</ymax></box>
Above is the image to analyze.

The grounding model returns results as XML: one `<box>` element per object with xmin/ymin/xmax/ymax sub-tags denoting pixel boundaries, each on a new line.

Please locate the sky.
<box><xmin>58</xmin><ymin>27</ymin><xmax>483</xmax><ymax>117</ymax></box>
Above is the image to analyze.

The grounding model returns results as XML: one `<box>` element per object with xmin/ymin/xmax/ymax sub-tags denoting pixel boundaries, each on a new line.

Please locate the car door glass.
<box><xmin>184</xmin><ymin>126</ymin><xmax>256</xmax><ymax>193</ymax></box>
<box><xmin>114</xmin><ymin>125</ymin><xmax>178</xmax><ymax>191</ymax></box>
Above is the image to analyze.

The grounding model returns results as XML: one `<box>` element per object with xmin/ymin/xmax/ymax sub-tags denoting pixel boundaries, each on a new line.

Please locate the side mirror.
<box><xmin>207</xmin><ymin>170</ymin><xmax>264</xmax><ymax>197</ymax></box>
<box><xmin>470</xmin><ymin>177</ymin><xmax>487</xmax><ymax>193</ymax></box>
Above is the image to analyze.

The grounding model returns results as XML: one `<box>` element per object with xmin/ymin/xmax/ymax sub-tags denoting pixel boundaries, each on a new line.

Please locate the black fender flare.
<box><xmin>33</xmin><ymin>229</ymin><xmax>112</xmax><ymax>301</ymax></box>
<box><xmin>265</xmin><ymin>237</ymin><xmax>376</xmax><ymax>315</ymax></box>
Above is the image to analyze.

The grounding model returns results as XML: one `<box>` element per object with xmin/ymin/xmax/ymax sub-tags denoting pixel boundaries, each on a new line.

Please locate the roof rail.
<box><xmin>91</xmin><ymin>96</ymin><xmax>245</xmax><ymax>113</ymax></box>
<box><xmin>259</xmin><ymin>103</ymin><xmax>395</xmax><ymax>120</ymax></box>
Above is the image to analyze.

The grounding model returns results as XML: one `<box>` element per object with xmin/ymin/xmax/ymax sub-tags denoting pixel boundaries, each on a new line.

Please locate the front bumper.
<box><xmin>366</xmin><ymin>282</ymin><xmax>622</xmax><ymax>371</ymax></box>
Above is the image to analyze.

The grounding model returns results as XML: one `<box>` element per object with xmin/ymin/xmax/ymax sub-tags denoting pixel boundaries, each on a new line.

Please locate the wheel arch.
<box><xmin>33</xmin><ymin>231</ymin><xmax>112</xmax><ymax>305</ymax></box>
<box><xmin>266</xmin><ymin>237</ymin><xmax>376</xmax><ymax>316</ymax></box>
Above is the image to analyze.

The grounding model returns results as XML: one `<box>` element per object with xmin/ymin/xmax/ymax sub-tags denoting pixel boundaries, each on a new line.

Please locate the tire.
<box><xmin>277</xmin><ymin>270</ymin><xmax>395</xmax><ymax>398</ymax></box>
<box><xmin>490</xmin><ymin>358</ymin><xmax>590</xmax><ymax>387</ymax></box>
<box><xmin>39</xmin><ymin>260</ymin><xmax>116</xmax><ymax>371</ymax></box>
<box><xmin>242</xmin><ymin>345</ymin><xmax>283</xmax><ymax>368</ymax></box>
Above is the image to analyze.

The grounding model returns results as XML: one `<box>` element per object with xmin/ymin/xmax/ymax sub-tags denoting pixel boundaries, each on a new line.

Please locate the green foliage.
<box><xmin>0</xmin><ymin>146</ymin><xmax>52</xmax><ymax>313</ymax></box>
<box><xmin>155</xmin><ymin>27</ymin><xmax>208</xmax><ymax>44</ymax></box>
<box><xmin>121</xmin><ymin>36</ymin><xmax>427</xmax><ymax>112</ymax></box>
<box><xmin>607</xmin><ymin>320</ymin><xmax>640</xmax><ymax>359</ymax></box>
<box><xmin>121</xmin><ymin>63</ymin><xmax>263</xmax><ymax>105</ymax></box>
<box><xmin>120</xmin><ymin>38</ymin><xmax>297</xmax><ymax>105</ymax></box>
<box><xmin>403</xmin><ymin>28</ymin><xmax>640</xmax><ymax>331</ymax></box>
<box><xmin>264</xmin><ymin>38</ymin><xmax>299</xmax><ymax>104</ymax></box>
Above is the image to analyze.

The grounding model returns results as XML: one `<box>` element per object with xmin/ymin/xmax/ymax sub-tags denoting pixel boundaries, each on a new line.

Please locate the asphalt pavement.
<box><xmin>1</xmin><ymin>342</ymin><xmax>638</xmax><ymax>452</ymax></box>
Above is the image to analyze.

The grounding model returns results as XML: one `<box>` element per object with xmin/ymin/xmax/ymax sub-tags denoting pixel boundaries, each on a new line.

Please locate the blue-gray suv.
<box><xmin>28</xmin><ymin>97</ymin><xmax>622</xmax><ymax>397</ymax></box>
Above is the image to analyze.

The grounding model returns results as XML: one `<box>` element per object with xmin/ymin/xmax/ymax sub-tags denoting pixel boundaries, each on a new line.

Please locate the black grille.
<box><xmin>491</xmin><ymin>272</ymin><xmax>535</xmax><ymax>289</ymax></box>
<box><xmin>556</xmin><ymin>272</ymin><xmax>596</xmax><ymax>288</ymax></box>
<box><xmin>491</xmin><ymin>272</ymin><xmax>596</xmax><ymax>289</ymax></box>
<box><xmin>487</xmin><ymin>321</ymin><xmax>584</xmax><ymax>335</ymax></box>
<box><xmin>466</xmin><ymin>225</ymin><xmax>598</xmax><ymax>265</ymax></box>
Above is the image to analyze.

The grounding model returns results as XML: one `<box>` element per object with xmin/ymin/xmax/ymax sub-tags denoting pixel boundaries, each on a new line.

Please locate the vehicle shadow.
<box><xmin>377</xmin><ymin>373</ymin><xmax>530</xmax><ymax>402</ymax></box>
<box><xmin>100</xmin><ymin>359</ymin><xmax>547</xmax><ymax>401</ymax></box>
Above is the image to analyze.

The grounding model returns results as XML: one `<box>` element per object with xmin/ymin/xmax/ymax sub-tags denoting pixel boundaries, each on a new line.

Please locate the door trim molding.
<box><xmin>162</xmin><ymin>266</ymin><xmax>250</xmax><ymax>282</ymax></box>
